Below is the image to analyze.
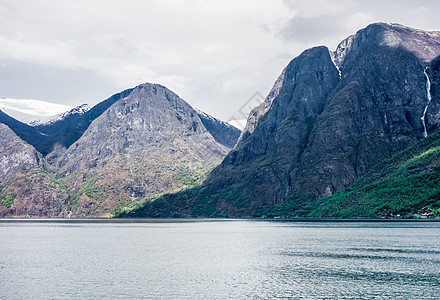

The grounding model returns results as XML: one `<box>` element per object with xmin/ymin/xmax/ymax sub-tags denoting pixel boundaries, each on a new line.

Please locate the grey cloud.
<box><xmin>278</xmin><ymin>15</ymin><xmax>345</xmax><ymax>44</ymax></box>
<box><xmin>2</xmin><ymin>0</ymin><xmax>440</xmax><ymax>123</ymax></box>
<box><xmin>0</xmin><ymin>60</ymin><xmax>116</xmax><ymax>106</ymax></box>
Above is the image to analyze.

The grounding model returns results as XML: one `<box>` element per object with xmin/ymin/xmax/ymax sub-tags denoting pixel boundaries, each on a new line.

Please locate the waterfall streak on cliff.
<box><xmin>421</xmin><ymin>67</ymin><xmax>432</xmax><ymax>137</ymax></box>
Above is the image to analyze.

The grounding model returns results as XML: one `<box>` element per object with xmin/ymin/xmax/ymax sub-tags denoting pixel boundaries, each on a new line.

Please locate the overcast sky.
<box><xmin>1</xmin><ymin>0</ymin><xmax>440</xmax><ymax>122</ymax></box>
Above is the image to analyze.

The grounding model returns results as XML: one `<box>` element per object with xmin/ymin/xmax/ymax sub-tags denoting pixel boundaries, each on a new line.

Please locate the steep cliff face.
<box><xmin>209</xmin><ymin>46</ymin><xmax>341</xmax><ymax>207</ymax></box>
<box><xmin>0</xmin><ymin>124</ymin><xmax>70</xmax><ymax>217</ymax></box>
<box><xmin>294</xmin><ymin>23</ymin><xmax>434</xmax><ymax>199</ymax></box>
<box><xmin>54</xmin><ymin>83</ymin><xmax>234</xmax><ymax>216</ymax></box>
<box><xmin>426</xmin><ymin>55</ymin><xmax>440</xmax><ymax>133</ymax></box>
<box><xmin>125</xmin><ymin>23</ymin><xmax>440</xmax><ymax>218</ymax></box>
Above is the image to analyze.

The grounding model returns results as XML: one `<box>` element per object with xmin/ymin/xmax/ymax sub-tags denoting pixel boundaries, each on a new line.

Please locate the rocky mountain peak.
<box><xmin>51</xmin><ymin>82</ymin><xmax>237</xmax><ymax>216</ymax></box>
<box><xmin>333</xmin><ymin>23</ymin><xmax>440</xmax><ymax>70</ymax></box>
<box><xmin>239</xmin><ymin>46</ymin><xmax>335</xmax><ymax>143</ymax></box>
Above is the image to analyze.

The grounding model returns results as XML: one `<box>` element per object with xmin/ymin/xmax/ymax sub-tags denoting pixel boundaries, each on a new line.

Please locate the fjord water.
<box><xmin>0</xmin><ymin>220</ymin><xmax>439</xmax><ymax>299</ymax></box>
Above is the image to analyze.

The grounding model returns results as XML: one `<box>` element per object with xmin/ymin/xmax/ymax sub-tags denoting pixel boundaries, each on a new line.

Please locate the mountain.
<box><xmin>0</xmin><ymin>83</ymin><xmax>240</xmax><ymax>217</ymax></box>
<box><xmin>0</xmin><ymin>123</ymin><xmax>70</xmax><ymax>217</ymax></box>
<box><xmin>0</xmin><ymin>90</ymin><xmax>136</xmax><ymax>157</ymax></box>
<box><xmin>121</xmin><ymin>23</ymin><xmax>440</xmax><ymax>218</ymax></box>
<box><xmin>53</xmin><ymin>83</ymin><xmax>238</xmax><ymax>216</ymax></box>
<box><xmin>0</xmin><ymin>109</ymin><xmax>46</xmax><ymax>154</ymax></box>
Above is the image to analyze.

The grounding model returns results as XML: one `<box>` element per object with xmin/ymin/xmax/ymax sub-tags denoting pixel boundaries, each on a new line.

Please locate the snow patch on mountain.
<box><xmin>195</xmin><ymin>109</ymin><xmax>238</xmax><ymax>131</ymax></box>
<box><xmin>228</xmin><ymin>119</ymin><xmax>247</xmax><ymax>130</ymax></box>
<box><xmin>0</xmin><ymin>98</ymin><xmax>73</xmax><ymax>124</ymax></box>
<box><xmin>33</xmin><ymin>104</ymin><xmax>91</xmax><ymax>126</ymax></box>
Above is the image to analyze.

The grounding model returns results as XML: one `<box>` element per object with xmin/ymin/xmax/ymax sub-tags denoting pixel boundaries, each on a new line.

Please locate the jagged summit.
<box><xmin>241</xmin><ymin>23</ymin><xmax>440</xmax><ymax>148</ymax></box>
<box><xmin>332</xmin><ymin>22</ymin><xmax>440</xmax><ymax>69</ymax></box>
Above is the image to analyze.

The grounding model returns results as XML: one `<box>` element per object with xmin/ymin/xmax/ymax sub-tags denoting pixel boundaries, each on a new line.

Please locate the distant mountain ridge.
<box><xmin>196</xmin><ymin>109</ymin><xmax>241</xmax><ymax>148</ymax></box>
<box><xmin>31</xmin><ymin>104</ymin><xmax>90</xmax><ymax>127</ymax></box>
<box><xmin>0</xmin><ymin>98</ymin><xmax>73</xmax><ymax>125</ymax></box>
<box><xmin>122</xmin><ymin>23</ymin><xmax>440</xmax><ymax>218</ymax></box>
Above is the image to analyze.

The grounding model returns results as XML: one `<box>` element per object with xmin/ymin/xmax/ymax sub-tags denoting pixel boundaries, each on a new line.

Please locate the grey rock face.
<box><xmin>246</xmin><ymin>23</ymin><xmax>440</xmax><ymax>206</ymax></box>
<box><xmin>0</xmin><ymin>124</ymin><xmax>70</xmax><ymax>217</ymax></box>
<box><xmin>426</xmin><ymin>55</ymin><xmax>440</xmax><ymax>133</ymax></box>
<box><xmin>296</xmin><ymin>23</ymin><xmax>433</xmax><ymax>199</ymax></box>
<box><xmin>0</xmin><ymin>123</ymin><xmax>41</xmax><ymax>183</ymax></box>
<box><xmin>34</xmin><ymin>88</ymin><xmax>134</xmax><ymax>156</ymax></box>
<box><xmin>207</xmin><ymin>46</ymin><xmax>341</xmax><ymax>207</ymax></box>
<box><xmin>239</xmin><ymin>67</ymin><xmax>286</xmax><ymax>142</ymax></box>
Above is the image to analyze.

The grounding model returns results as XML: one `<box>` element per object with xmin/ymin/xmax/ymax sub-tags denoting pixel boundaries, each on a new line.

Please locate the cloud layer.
<box><xmin>1</xmin><ymin>0</ymin><xmax>440</xmax><ymax>120</ymax></box>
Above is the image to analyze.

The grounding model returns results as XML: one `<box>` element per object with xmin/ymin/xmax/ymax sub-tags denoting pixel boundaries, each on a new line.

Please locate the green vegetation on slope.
<box><xmin>0</xmin><ymin>182</ymin><xmax>16</xmax><ymax>208</ymax></box>
<box><xmin>300</xmin><ymin>131</ymin><xmax>440</xmax><ymax>218</ymax></box>
<box><xmin>114</xmin><ymin>183</ymin><xmax>253</xmax><ymax>218</ymax></box>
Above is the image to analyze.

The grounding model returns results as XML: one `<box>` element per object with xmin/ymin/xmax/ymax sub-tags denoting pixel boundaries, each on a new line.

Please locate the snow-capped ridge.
<box><xmin>0</xmin><ymin>97</ymin><xmax>73</xmax><ymax>125</ymax></box>
<box><xmin>32</xmin><ymin>104</ymin><xmax>91</xmax><ymax>127</ymax></box>
<box><xmin>195</xmin><ymin>108</ymin><xmax>237</xmax><ymax>131</ymax></box>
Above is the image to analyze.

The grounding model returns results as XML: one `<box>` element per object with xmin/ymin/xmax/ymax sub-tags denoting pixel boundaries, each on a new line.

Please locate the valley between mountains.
<box><xmin>1</xmin><ymin>23</ymin><xmax>440</xmax><ymax>218</ymax></box>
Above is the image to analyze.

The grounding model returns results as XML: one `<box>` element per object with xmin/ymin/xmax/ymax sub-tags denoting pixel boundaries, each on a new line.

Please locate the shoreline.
<box><xmin>1</xmin><ymin>217</ymin><xmax>440</xmax><ymax>223</ymax></box>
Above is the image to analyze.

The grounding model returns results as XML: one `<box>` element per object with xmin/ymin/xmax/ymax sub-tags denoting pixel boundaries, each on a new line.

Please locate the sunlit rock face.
<box><xmin>0</xmin><ymin>123</ymin><xmax>70</xmax><ymax>217</ymax></box>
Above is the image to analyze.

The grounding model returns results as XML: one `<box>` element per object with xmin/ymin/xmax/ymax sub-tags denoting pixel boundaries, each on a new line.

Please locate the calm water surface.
<box><xmin>0</xmin><ymin>220</ymin><xmax>439</xmax><ymax>299</ymax></box>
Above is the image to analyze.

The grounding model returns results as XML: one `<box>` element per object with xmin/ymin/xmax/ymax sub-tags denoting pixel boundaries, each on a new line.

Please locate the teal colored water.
<box><xmin>0</xmin><ymin>220</ymin><xmax>439</xmax><ymax>299</ymax></box>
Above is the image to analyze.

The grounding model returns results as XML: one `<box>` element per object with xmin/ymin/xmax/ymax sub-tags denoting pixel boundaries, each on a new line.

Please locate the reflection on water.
<box><xmin>0</xmin><ymin>220</ymin><xmax>439</xmax><ymax>299</ymax></box>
